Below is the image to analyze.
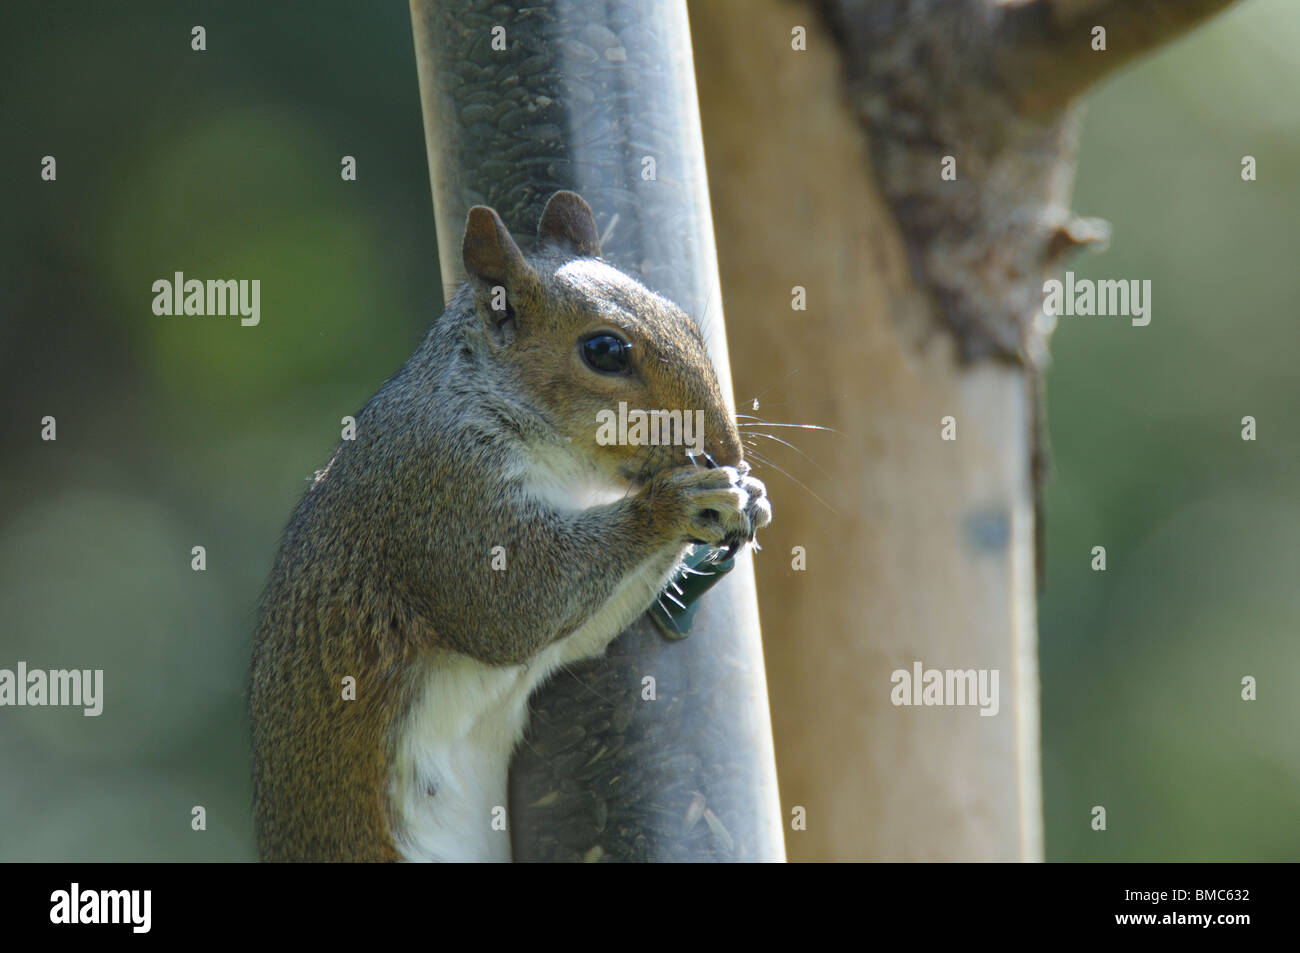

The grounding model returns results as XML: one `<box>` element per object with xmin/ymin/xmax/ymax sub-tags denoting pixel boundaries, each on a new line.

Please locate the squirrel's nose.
<box><xmin>720</xmin><ymin>421</ymin><xmax>745</xmax><ymax>468</ymax></box>
<box><xmin>705</xmin><ymin>436</ymin><xmax>744</xmax><ymax>469</ymax></box>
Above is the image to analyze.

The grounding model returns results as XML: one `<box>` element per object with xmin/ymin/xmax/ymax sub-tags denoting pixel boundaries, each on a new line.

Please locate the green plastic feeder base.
<box><xmin>649</xmin><ymin>544</ymin><xmax>737</xmax><ymax>639</ymax></box>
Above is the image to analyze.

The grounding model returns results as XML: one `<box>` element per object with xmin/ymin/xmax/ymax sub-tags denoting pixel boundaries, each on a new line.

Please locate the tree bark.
<box><xmin>689</xmin><ymin>0</ymin><xmax>1240</xmax><ymax>861</ymax></box>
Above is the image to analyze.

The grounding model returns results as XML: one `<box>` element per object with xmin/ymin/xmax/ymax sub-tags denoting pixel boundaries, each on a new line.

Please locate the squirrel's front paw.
<box><xmin>649</xmin><ymin>465</ymin><xmax>771</xmax><ymax>550</ymax></box>
<box><xmin>737</xmin><ymin>469</ymin><xmax>772</xmax><ymax>539</ymax></box>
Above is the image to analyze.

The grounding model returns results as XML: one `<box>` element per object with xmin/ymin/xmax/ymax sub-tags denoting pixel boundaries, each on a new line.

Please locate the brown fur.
<box><xmin>250</xmin><ymin>192</ymin><xmax>766</xmax><ymax>861</ymax></box>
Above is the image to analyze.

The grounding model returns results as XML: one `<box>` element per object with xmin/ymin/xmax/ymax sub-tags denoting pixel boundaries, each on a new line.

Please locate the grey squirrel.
<box><xmin>249</xmin><ymin>191</ymin><xmax>771</xmax><ymax>861</ymax></box>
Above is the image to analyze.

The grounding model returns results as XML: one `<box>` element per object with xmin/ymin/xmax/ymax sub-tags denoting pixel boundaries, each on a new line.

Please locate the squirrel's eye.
<box><xmin>581</xmin><ymin>333</ymin><xmax>631</xmax><ymax>374</ymax></box>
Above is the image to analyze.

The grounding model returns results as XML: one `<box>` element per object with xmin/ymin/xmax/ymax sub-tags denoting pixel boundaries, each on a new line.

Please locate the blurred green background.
<box><xmin>1042</xmin><ymin>2</ymin><xmax>1300</xmax><ymax>861</ymax></box>
<box><xmin>0</xmin><ymin>1</ymin><xmax>1295</xmax><ymax>861</ymax></box>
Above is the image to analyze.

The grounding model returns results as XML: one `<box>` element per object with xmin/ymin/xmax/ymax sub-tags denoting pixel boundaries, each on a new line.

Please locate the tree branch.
<box><xmin>994</xmin><ymin>0</ymin><xmax>1244</xmax><ymax>113</ymax></box>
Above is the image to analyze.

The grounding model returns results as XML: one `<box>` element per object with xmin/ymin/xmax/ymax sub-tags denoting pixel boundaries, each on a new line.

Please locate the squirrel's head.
<box><xmin>461</xmin><ymin>191</ymin><xmax>743</xmax><ymax>486</ymax></box>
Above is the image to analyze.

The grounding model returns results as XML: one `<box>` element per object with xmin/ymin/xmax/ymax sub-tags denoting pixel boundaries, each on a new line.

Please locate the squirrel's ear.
<box><xmin>537</xmin><ymin>191</ymin><xmax>601</xmax><ymax>258</ymax></box>
<box><xmin>462</xmin><ymin>205</ymin><xmax>532</xmax><ymax>290</ymax></box>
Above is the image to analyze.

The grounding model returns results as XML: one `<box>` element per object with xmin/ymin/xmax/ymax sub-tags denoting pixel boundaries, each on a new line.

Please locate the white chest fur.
<box><xmin>389</xmin><ymin>450</ymin><xmax>687</xmax><ymax>862</ymax></box>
